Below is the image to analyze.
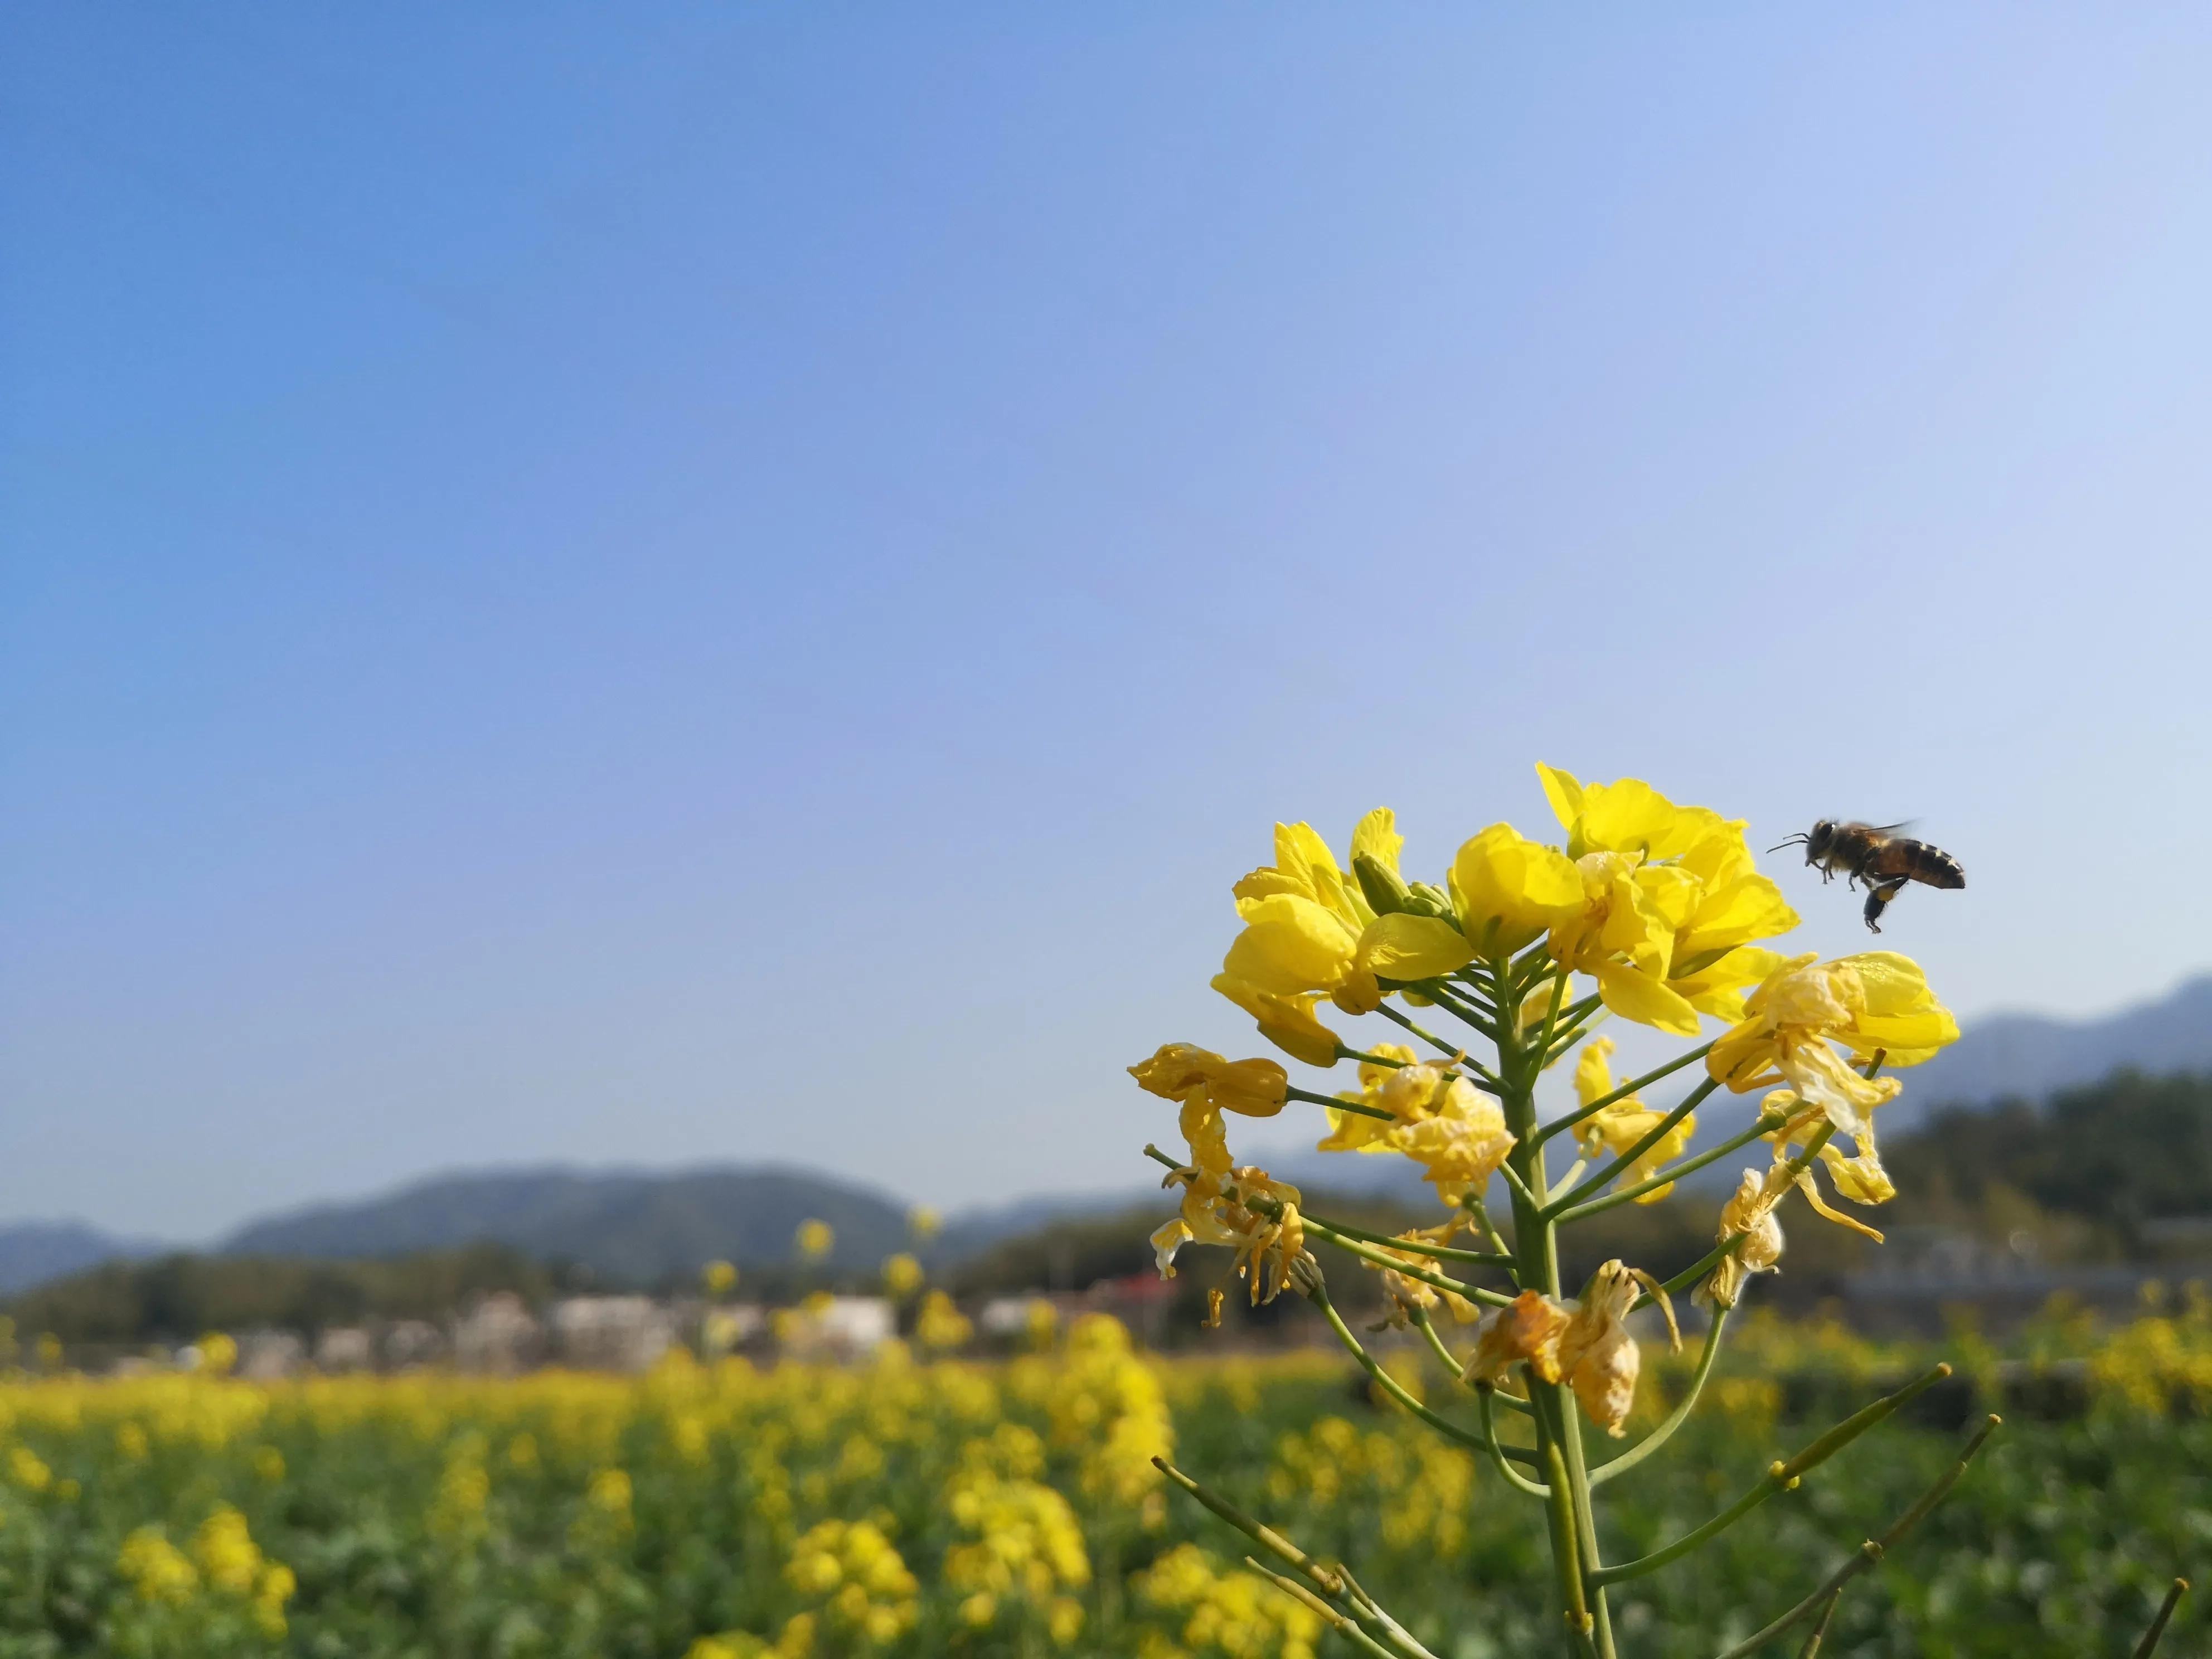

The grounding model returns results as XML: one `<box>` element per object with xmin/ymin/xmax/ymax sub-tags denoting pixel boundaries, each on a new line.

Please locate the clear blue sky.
<box><xmin>6</xmin><ymin>7</ymin><xmax>2211</xmax><ymax>1240</ymax></box>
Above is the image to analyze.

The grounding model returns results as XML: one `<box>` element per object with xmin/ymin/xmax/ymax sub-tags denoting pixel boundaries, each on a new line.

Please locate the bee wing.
<box><xmin>1857</xmin><ymin>819</ymin><xmax>1918</xmax><ymax>835</ymax></box>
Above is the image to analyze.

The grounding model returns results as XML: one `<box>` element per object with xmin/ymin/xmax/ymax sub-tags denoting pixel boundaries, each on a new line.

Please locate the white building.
<box><xmin>549</xmin><ymin>1295</ymin><xmax>676</xmax><ymax>1373</ymax></box>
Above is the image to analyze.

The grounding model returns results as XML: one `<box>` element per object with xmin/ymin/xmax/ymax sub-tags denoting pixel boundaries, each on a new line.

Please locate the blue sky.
<box><xmin>6</xmin><ymin>6</ymin><xmax>2211</xmax><ymax>1239</ymax></box>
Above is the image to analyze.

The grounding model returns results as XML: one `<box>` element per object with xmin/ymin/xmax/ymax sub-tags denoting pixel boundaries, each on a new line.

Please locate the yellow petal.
<box><xmin>1350</xmin><ymin>807</ymin><xmax>1404</xmax><ymax>876</ymax></box>
<box><xmin>1593</xmin><ymin>961</ymin><xmax>1703</xmax><ymax>1037</ymax></box>
<box><xmin>1222</xmin><ymin>894</ymin><xmax>1359</xmax><ymax>996</ymax></box>
<box><xmin>1211</xmin><ymin>973</ymin><xmax>1341</xmax><ymax>1069</ymax></box>
<box><xmin>1356</xmin><ymin>913</ymin><xmax>1476</xmax><ymax>981</ymax></box>
<box><xmin>1535</xmin><ymin>763</ymin><xmax>1585</xmax><ymax>831</ymax></box>
<box><xmin>1449</xmin><ymin>825</ymin><xmax>1586</xmax><ymax>954</ymax></box>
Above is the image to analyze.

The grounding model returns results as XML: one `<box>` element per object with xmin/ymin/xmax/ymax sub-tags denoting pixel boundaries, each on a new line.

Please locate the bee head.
<box><xmin>1806</xmin><ymin>820</ymin><xmax>1837</xmax><ymax>861</ymax></box>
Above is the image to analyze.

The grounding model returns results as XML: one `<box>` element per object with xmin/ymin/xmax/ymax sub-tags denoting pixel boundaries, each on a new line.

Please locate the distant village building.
<box><xmin>452</xmin><ymin>1293</ymin><xmax>541</xmax><ymax>1374</ymax></box>
<box><xmin>978</xmin><ymin>1294</ymin><xmax>1052</xmax><ymax>1338</ymax></box>
<box><xmin>550</xmin><ymin>1295</ymin><xmax>675</xmax><ymax>1373</ymax></box>
<box><xmin>314</xmin><ymin>1327</ymin><xmax>374</xmax><ymax>1372</ymax></box>
<box><xmin>782</xmin><ymin>1296</ymin><xmax>894</xmax><ymax>1360</ymax></box>
<box><xmin>236</xmin><ymin>1330</ymin><xmax>305</xmax><ymax>1380</ymax></box>
<box><xmin>383</xmin><ymin>1319</ymin><xmax>445</xmax><ymax>1369</ymax></box>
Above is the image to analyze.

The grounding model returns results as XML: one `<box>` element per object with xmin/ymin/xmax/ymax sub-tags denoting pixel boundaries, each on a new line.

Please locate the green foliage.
<box><xmin>6</xmin><ymin>1244</ymin><xmax>561</xmax><ymax>1346</ymax></box>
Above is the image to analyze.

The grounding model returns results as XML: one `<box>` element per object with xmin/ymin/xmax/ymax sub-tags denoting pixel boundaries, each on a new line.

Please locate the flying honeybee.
<box><xmin>1768</xmin><ymin>820</ymin><xmax>1964</xmax><ymax>933</ymax></box>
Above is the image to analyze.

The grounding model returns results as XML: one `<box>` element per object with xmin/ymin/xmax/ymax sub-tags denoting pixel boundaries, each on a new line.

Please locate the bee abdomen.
<box><xmin>1909</xmin><ymin>843</ymin><xmax>1965</xmax><ymax>889</ymax></box>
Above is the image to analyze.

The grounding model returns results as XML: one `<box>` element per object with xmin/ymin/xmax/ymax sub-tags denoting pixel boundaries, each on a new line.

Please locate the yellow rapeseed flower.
<box><xmin>794</xmin><ymin>1219</ymin><xmax>836</xmax><ymax>1260</ymax></box>
<box><xmin>1128</xmin><ymin>1044</ymin><xmax>1290</xmax><ymax>1118</ymax></box>
<box><xmin>881</xmin><ymin>1253</ymin><xmax>924</xmax><ymax>1297</ymax></box>
<box><xmin>1706</xmin><ymin>954</ymin><xmax>1958</xmax><ymax>1197</ymax></box>
<box><xmin>1570</xmin><ymin>1037</ymin><xmax>1695</xmax><ymax>1203</ymax></box>
<box><xmin>1223</xmin><ymin>813</ymin><xmax>1478</xmax><ymax>1018</ymax></box>
<box><xmin>702</xmin><ymin>1259</ymin><xmax>739</xmax><ymax>1297</ymax></box>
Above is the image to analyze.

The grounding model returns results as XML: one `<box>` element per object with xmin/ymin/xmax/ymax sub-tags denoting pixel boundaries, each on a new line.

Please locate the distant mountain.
<box><xmin>220</xmin><ymin>1166</ymin><xmax>920</xmax><ymax>1286</ymax></box>
<box><xmin>1889</xmin><ymin>973</ymin><xmax>2212</xmax><ymax>1126</ymax></box>
<box><xmin>0</xmin><ymin>1223</ymin><xmax>163</xmax><ymax>1297</ymax></box>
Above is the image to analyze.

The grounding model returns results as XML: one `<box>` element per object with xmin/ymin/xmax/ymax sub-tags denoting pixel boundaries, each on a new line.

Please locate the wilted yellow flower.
<box><xmin>1464</xmin><ymin>1290</ymin><xmax>1573</xmax><ymax>1389</ymax></box>
<box><xmin>1554</xmin><ymin>1262</ymin><xmax>1677</xmax><ymax>1438</ymax></box>
<box><xmin>881</xmin><ymin>1253</ymin><xmax>924</xmax><ymax>1297</ymax></box>
<box><xmin>794</xmin><ymin>1219</ymin><xmax>836</xmax><ymax>1260</ymax></box>
<box><xmin>1362</xmin><ymin>1220</ymin><xmax>1483</xmax><ymax>1326</ymax></box>
<box><xmin>1151</xmin><ymin>1165</ymin><xmax>1307</xmax><ymax>1305</ymax></box>
<box><xmin>1317</xmin><ymin>1059</ymin><xmax>1515</xmax><ymax>1203</ymax></box>
<box><xmin>1464</xmin><ymin>1266</ymin><xmax>1673</xmax><ymax>1435</ymax></box>
<box><xmin>1707</xmin><ymin>953</ymin><xmax>1958</xmax><ymax>1150</ymax></box>
<box><xmin>1704</xmin><ymin>1162</ymin><xmax>1791</xmax><ymax>1309</ymax></box>
<box><xmin>1571</xmin><ymin>1037</ymin><xmax>1695</xmax><ymax>1203</ymax></box>
<box><xmin>1128</xmin><ymin>1044</ymin><xmax>1290</xmax><ymax>1117</ymax></box>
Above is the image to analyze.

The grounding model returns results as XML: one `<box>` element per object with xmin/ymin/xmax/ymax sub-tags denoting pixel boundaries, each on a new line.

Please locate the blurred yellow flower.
<box><xmin>702</xmin><ymin>1259</ymin><xmax>739</xmax><ymax>1297</ymax></box>
<box><xmin>908</xmin><ymin>1206</ymin><xmax>942</xmax><ymax>1241</ymax></box>
<box><xmin>794</xmin><ymin>1219</ymin><xmax>836</xmax><ymax>1260</ymax></box>
<box><xmin>881</xmin><ymin>1253</ymin><xmax>924</xmax><ymax>1297</ymax></box>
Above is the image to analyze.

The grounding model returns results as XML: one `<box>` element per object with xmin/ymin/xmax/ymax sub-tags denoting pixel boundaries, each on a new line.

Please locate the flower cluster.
<box><xmin>1127</xmin><ymin>763</ymin><xmax>1983</xmax><ymax>1655</ymax></box>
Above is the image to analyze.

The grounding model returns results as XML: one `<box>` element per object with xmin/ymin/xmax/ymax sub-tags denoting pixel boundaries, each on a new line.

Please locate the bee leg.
<box><xmin>1862</xmin><ymin>879</ymin><xmax>1907</xmax><ymax>933</ymax></box>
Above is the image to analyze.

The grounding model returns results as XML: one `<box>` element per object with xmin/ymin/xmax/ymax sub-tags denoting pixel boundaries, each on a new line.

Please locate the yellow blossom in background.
<box><xmin>786</xmin><ymin>1519</ymin><xmax>919</xmax><ymax>1645</ymax></box>
<box><xmin>33</xmin><ymin>1333</ymin><xmax>61</xmax><ymax>1371</ymax></box>
<box><xmin>1137</xmin><ymin>1542</ymin><xmax>1322</xmax><ymax>1659</ymax></box>
<box><xmin>881</xmin><ymin>1253</ymin><xmax>924</xmax><ymax>1297</ymax></box>
<box><xmin>193</xmin><ymin>1332</ymin><xmax>237</xmax><ymax>1375</ymax></box>
<box><xmin>794</xmin><ymin>1219</ymin><xmax>835</xmax><ymax>1260</ymax></box>
<box><xmin>1571</xmin><ymin>1037</ymin><xmax>1695</xmax><ymax>1202</ymax></box>
<box><xmin>8</xmin><ymin>1447</ymin><xmax>50</xmax><ymax>1493</ymax></box>
<box><xmin>909</xmin><ymin>1206</ymin><xmax>942</xmax><ymax>1241</ymax></box>
<box><xmin>118</xmin><ymin>1526</ymin><xmax>198</xmax><ymax>1604</ymax></box>
<box><xmin>801</xmin><ymin>1291</ymin><xmax>836</xmax><ymax>1320</ymax></box>
<box><xmin>915</xmin><ymin>1291</ymin><xmax>973</xmax><ymax>1351</ymax></box>
<box><xmin>702</xmin><ymin>1259</ymin><xmax>739</xmax><ymax>1297</ymax></box>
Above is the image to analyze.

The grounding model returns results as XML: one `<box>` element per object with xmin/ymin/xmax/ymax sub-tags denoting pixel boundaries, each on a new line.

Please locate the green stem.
<box><xmin>1301</xmin><ymin>1212</ymin><xmax>1514</xmax><ymax>1269</ymax></box>
<box><xmin>1303</xmin><ymin>1221</ymin><xmax>1513</xmax><ymax>1308</ymax></box>
<box><xmin>2133</xmin><ymin>1580</ymin><xmax>2191</xmax><ymax>1659</ymax></box>
<box><xmin>1370</xmin><ymin>1001</ymin><xmax>1465</xmax><ymax>1059</ymax></box>
<box><xmin>1244</xmin><ymin>1560</ymin><xmax>1401</xmax><ymax>1659</ymax></box>
<box><xmin>1409</xmin><ymin>979</ymin><xmax>1502</xmax><ymax>1044</ymax></box>
<box><xmin>1462</xmin><ymin>1194</ymin><xmax>1514</xmax><ymax>1260</ymax></box>
<box><xmin>1553</xmin><ymin>1112</ymin><xmax>1788</xmax><ymax>1225</ymax></box>
<box><xmin>1594</xmin><ymin>1363</ymin><xmax>1956</xmax><ymax>1588</ymax></box>
<box><xmin>1476</xmin><ymin>1384</ymin><xmax>1552</xmax><ymax>1498</ymax></box>
<box><xmin>1544</xmin><ymin>1077</ymin><xmax>1721</xmax><ymax>1217</ymax></box>
<box><xmin>1153</xmin><ymin>1458</ymin><xmax>1346</xmax><ymax>1599</ymax></box>
<box><xmin>1638</xmin><ymin>1233</ymin><xmax>1747</xmax><ymax>1311</ymax></box>
<box><xmin>1537</xmin><ymin>997</ymin><xmax>1606</xmax><ymax>1066</ymax></box>
<box><xmin>1286</xmin><ymin>1083</ymin><xmax>1393</xmax><ymax>1120</ymax></box>
<box><xmin>1535</xmin><ymin>1041</ymin><xmax>1717</xmax><ymax>1146</ymax></box>
<box><xmin>1308</xmin><ymin>1278</ymin><xmax>1538</xmax><ymax>1463</ymax></box>
<box><xmin>1589</xmin><ymin>1307</ymin><xmax>1728</xmax><ymax>1485</ymax></box>
<box><xmin>1409</xmin><ymin>1304</ymin><xmax>1466</xmax><ymax>1377</ymax></box>
<box><xmin>1710</xmin><ymin>1415</ymin><xmax>2000</xmax><ymax>1659</ymax></box>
